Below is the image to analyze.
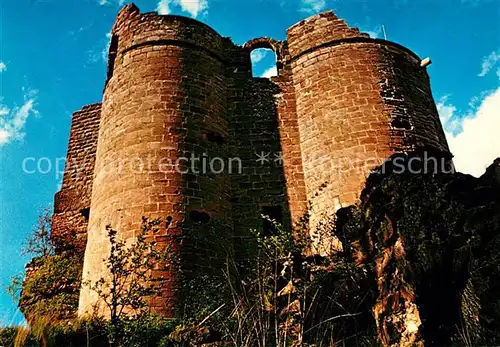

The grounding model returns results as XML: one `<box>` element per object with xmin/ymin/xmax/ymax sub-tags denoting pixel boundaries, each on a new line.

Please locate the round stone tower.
<box><xmin>285</xmin><ymin>12</ymin><xmax>450</xmax><ymax>244</ymax></box>
<box><xmin>79</xmin><ymin>4</ymin><xmax>232</xmax><ymax>317</ymax></box>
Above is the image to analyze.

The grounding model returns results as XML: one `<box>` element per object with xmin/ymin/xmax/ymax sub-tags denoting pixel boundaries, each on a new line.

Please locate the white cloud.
<box><xmin>300</xmin><ymin>0</ymin><xmax>327</xmax><ymax>14</ymax></box>
<box><xmin>176</xmin><ymin>0</ymin><xmax>208</xmax><ymax>17</ymax></box>
<box><xmin>0</xmin><ymin>106</ymin><xmax>10</xmax><ymax>116</ymax></box>
<box><xmin>178</xmin><ymin>0</ymin><xmax>207</xmax><ymax>17</ymax></box>
<box><xmin>250</xmin><ymin>49</ymin><xmax>277</xmax><ymax>78</ymax></box>
<box><xmin>98</xmin><ymin>0</ymin><xmax>125</xmax><ymax>6</ymax></box>
<box><xmin>0</xmin><ymin>62</ymin><xmax>6</xmax><ymax>72</ymax></box>
<box><xmin>478</xmin><ymin>49</ymin><xmax>500</xmax><ymax>77</ymax></box>
<box><xmin>156</xmin><ymin>0</ymin><xmax>208</xmax><ymax>17</ymax></box>
<box><xmin>250</xmin><ymin>49</ymin><xmax>268</xmax><ymax>64</ymax></box>
<box><xmin>156</xmin><ymin>0</ymin><xmax>170</xmax><ymax>15</ymax></box>
<box><xmin>87</xmin><ymin>31</ymin><xmax>112</xmax><ymax>64</ymax></box>
<box><xmin>437</xmin><ymin>95</ymin><xmax>461</xmax><ymax>135</ymax></box>
<box><xmin>262</xmin><ymin>65</ymin><xmax>278</xmax><ymax>78</ymax></box>
<box><xmin>0</xmin><ymin>89</ymin><xmax>39</xmax><ymax>147</ymax></box>
<box><xmin>102</xmin><ymin>32</ymin><xmax>112</xmax><ymax>63</ymax></box>
<box><xmin>439</xmin><ymin>87</ymin><xmax>500</xmax><ymax>177</ymax></box>
<box><xmin>0</xmin><ymin>129</ymin><xmax>10</xmax><ymax>145</ymax></box>
<box><xmin>362</xmin><ymin>26</ymin><xmax>382</xmax><ymax>39</ymax></box>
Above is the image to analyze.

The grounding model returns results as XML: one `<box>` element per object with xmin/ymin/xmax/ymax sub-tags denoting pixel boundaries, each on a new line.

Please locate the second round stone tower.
<box><xmin>79</xmin><ymin>4</ymin><xmax>232</xmax><ymax>317</ymax></box>
<box><xmin>285</xmin><ymin>12</ymin><xmax>450</xmax><ymax>242</ymax></box>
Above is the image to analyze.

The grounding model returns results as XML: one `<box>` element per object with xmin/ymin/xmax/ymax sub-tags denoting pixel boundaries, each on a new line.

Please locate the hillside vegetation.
<box><xmin>2</xmin><ymin>156</ymin><xmax>499</xmax><ymax>347</ymax></box>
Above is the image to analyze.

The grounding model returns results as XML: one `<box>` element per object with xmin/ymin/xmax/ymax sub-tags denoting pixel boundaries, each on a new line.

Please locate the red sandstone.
<box><xmin>50</xmin><ymin>4</ymin><xmax>450</xmax><ymax>318</ymax></box>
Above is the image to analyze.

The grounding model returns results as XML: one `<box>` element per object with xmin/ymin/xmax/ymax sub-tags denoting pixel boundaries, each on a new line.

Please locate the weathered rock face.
<box><xmin>336</xmin><ymin>155</ymin><xmax>500</xmax><ymax>346</ymax></box>
<box><xmin>42</xmin><ymin>3</ymin><xmax>450</xmax><ymax>319</ymax></box>
<box><xmin>481</xmin><ymin>158</ymin><xmax>500</xmax><ymax>185</ymax></box>
<box><xmin>371</xmin><ymin>227</ymin><xmax>423</xmax><ymax>346</ymax></box>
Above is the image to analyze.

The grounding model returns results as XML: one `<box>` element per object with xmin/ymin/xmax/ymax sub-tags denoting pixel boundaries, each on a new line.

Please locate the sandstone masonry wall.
<box><xmin>45</xmin><ymin>4</ymin><xmax>451</xmax><ymax>319</ymax></box>
<box><xmin>52</xmin><ymin>103</ymin><xmax>101</xmax><ymax>250</ymax></box>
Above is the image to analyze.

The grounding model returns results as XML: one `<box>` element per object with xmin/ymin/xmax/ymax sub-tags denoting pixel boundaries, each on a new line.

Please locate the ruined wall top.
<box><xmin>109</xmin><ymin>4</ymin><xmax>424</xmax><ymax>72</ymax></box>
<box><xmin>286</xmin><ymin>11</ymin><xmax>369</xmax><ymax>57</ymax></box>
<box><xmin>285</xmin><ymin>10</ymin><xmax>422</xmax><ymax>64</ymax></box>
<box><xmin>111</xmin><ymin>4</ymin><xmax>227</xmax><ymax>61</ymax></box>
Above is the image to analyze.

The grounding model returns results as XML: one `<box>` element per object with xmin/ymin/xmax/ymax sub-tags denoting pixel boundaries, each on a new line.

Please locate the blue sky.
<box><xmin>0</xmin><ymin>0</ymin><xmax>499</xmax><ymax>325</ymax></box>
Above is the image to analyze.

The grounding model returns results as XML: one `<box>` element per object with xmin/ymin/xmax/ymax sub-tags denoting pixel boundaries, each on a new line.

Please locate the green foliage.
<box><xmin>15</xmin><ymin>157</ymin><xmax>500</xmax><ymax>347</ymax></box>
<box><xmin>17</xmin><ymin>209</ymin><xmax>83</xmax><ymax>322</ymax></box>
<box><xmin>6</xmin><ymin>273</ymin><xmax>24</xmax><ymax>305</ymax></box>
<box><xmin>2</xmin><ymin>317</ymin><xmax>174</xmax><ymax>347</ymax></box>
<box><xmin>0</xmin><ymin>327</ymin><xmax>34</xmax><ymax>347</ymax></box>
<box><xmin>214</xmin><ymin>213</ymin><xmax>377</xmax><ymax>347</ymax></box>
<box><xmin>22</xmin><ymin>208</ymin><xmax>54</xmax><ymax>258</ymax></box>
<box><xmin>102</xmin><ymin>315</ymin><xmax>177</xmax><ymax>347</ymax></box>
<box><xmin>86</xmin><ymin>217</ymin><xmax>176</xmax><ymax>346</ymax></box>
<box><xmin>21</xmin><ymin>253</ymin><xmax>83</xmax><ymax>320</ymax></box>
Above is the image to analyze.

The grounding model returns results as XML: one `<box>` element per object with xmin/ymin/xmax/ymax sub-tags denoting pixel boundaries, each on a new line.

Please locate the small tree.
<box><xmin>87</xmin><ymin>217</ymin><xmax>176</xmax><ymax>346</ymax></box>
<box><xmin>6</xmin><ymin>273</ymin><xmax>23</xmax><ymax>306</ymax></box>
<box><xmin>13</xmin><ymin>208</ymin><xmax>84</xmax><ymax>347</ymax></box>
<box><xmin>22</xmin><ymin>208</ymin><xmax>54</xmax><ymax>258</ymax></box>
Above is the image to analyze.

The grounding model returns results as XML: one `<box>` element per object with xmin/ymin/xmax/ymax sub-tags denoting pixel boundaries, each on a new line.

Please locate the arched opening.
<box><xmin>245</xmin><ymin>38</ymin><xmax>281</xmax><ymax>78</ymax></box>
<box><xmin>250</xmin><ymin>48</ymin><xmax>278</xmax><ymax>78</ymax></box>
<box><xmin>106</xmin><ymin>34</ymin><xmax>119</xmax><ymax>83</ymax></box>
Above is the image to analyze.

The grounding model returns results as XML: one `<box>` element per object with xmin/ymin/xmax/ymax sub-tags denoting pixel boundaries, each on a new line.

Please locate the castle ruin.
<box><xmin>50</xmin><ymin>4</ymin><xmax>451</xmax><ymax>318</ymax></box>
